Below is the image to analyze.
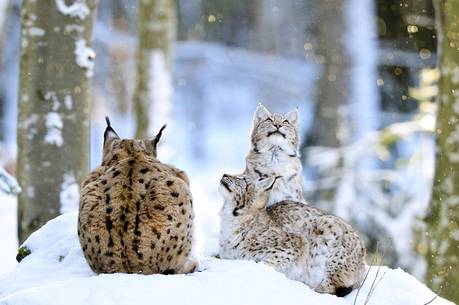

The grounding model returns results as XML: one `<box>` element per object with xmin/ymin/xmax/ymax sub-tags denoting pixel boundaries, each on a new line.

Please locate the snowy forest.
<box><xmin>0</xmin><ymin>0</ymin><xmax>458</xmax><ymax>304</ymax></box>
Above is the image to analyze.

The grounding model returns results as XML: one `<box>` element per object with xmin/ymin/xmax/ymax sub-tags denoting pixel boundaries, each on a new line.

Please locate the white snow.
<box><xmin>64</xmin><ymin>24</ymin><xmax>85</xmax><ymax>34</ymax></box>
<box><xmin>44</xmin><ymin>91</ymin><xmax>60</xmax><ymax>111</ymax></box>
<box><xmin>0</xmin><ymin>192</ymin><xmax>18</xmax><ymax>275</ymax></box>
<box><xmin>59</xmin><ymin>173</ymin><xmax>79</xmax><ymax>214</ymax></box>
<box><xmin>0</xmin><ymin>168</ymin><xmax>20</xmax><ymax>195</ymax></box>
<box><xmin>64</xmin><ymin>95</ymin><xmax>73</xmax><ymax>110</ymax></box>
<box><xmin>28</xmin><ymin>27</ymin><xmax>45</xmax><ymax>37</ymax></box>
<box><xmin>148</xmin><ymin>50</ymin><xmax>173</xmax><ymax>133</ymax></box>
<box><xmin>44</xmin><ymin>112</ymin><xmax>64</xmax><ymax>147</ymax></box>
<box><xmin>74</xmin><ymin>39</ymin><xmax>95</xmax><ymax>78</ymax></box>
<box><xmin>146</xmin><ymin>49</ymin><xmax>173</xmax><ymax>159</ymax></box>
<box><xmin>0</xmin><ymin>212</ymin><xmax>453</xmax><ymax>305</ymax></box>
<box><xmin>55</xmin><ymin>0</ymin><xmax>90</xmax><ymax>20</ymax></box>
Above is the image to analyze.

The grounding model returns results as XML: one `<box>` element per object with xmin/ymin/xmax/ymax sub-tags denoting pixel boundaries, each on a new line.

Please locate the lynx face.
<box><xmin>251</xmin><ymin>104</ymin><xmax>299</xmax><ymax>155</ymax></box>
<box><xmin>102</xmin><ymin>117</ymin><xmax>165</xmax><ymax>165</ymax></box>
<box><xmin>219</xmin><ymin>174</ymin><xmax>276</xmax><ymax>216</ymax></box>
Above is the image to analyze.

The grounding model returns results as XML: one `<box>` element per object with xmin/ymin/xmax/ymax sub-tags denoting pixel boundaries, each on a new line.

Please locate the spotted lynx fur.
<box><xmin>78</xmin><ymin>118</ymin><xmax>197</xmax><ymax>275</ymax></box>
<box><xmin>219</xmin><ymin>174</ymin><xmax>366</xmax><ymax>296</ymax></box>
<box><xmin>244</xmin><ymin>104</ymin><xmax>305</xmax><ymax>206</ymax></box>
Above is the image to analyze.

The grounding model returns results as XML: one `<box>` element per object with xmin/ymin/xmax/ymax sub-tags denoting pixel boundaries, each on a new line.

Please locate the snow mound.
<box><xmin>0</xmin><ymin>213</ymin><xmax>453</xmax><ymax>305</ymax></box>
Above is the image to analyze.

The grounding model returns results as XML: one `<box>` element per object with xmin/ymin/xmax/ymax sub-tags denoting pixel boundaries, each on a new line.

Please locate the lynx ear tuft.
<box><xmin>104</xmin><ymin>116</ymin><xmax>119</xmax><ymax>143</ymax></box>
<box><xmin>253</xmin><ymin>103</ymin><xmax>271</xmax><ymax>124</ymax></box>
<box><xmin>152</xmin><ymin>124</ymin><xmax>167</xmax><ymax>149</ymax></box>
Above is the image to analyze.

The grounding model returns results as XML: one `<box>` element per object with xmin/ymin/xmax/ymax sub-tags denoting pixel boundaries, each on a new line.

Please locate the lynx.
<box><xmin>78</xmin><ymin>118</ymin><xmax>197</xmax><ymax>275</ymax></box>
<box><xmin>244</xmin><ymin>104</ymin><xmax>305</xmax><ymax>206</ymax></box>
<box><xmin>219</xmin><ymin>174</ymin><xmax>366</xmax><ymax>296</ymax></box>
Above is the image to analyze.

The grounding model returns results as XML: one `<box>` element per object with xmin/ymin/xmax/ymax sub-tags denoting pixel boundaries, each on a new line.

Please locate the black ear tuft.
<box><xmin>104</xmin><ymin>116</ymin><xmax>119</xmax><ymax>143</ymax></box>
<box><xmin>152</xmin><ymin>124</ymin><xmax>167</xmax><ymax>148</ymax></box>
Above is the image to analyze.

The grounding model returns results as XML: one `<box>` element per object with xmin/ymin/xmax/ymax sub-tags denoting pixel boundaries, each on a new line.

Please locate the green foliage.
<box><xmin>16</xmin><ymin>246</ymin><xmax>31</xmax><ymax>263</ymax></box>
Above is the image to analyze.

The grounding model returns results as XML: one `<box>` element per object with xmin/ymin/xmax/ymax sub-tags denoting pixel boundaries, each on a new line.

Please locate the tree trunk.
<box><xmin>133</xmin><ymin>0</ymin><xmax>176</xmax><ymax>139</ymax></box>
<box><xmin>17</xmin><ymin>0</ymin><xmax>98</xmax><ymax>243</ymax></box>
<box><xmin>425</xmin><ymin>1</ymin><xmax>459</xmax><ymax>302</ymax></box>
<box><xmin>310</xmin><ymin>0</ymin><xmax>349</xmax><ymax>148</ymax></box>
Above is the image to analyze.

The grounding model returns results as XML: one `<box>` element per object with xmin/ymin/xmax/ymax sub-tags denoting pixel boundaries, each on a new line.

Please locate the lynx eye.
<box><xmin>265</xmin><ymin>117</ymin><xmax>274</xmax><ymax>123</ymax></box>
<box><xmin>283</xmin><ymin>119</ymin><xmax>289</xmax><ymax>124</ymax></box>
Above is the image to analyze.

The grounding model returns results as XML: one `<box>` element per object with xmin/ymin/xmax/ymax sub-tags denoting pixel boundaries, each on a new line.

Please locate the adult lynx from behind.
<box><xmin>78</xmin><ymin>118</ymin><xmax>197</xmax><ymax>275</ymax></box>
<box><xmin>244</xmin><ymin>104</ymin><xmax>306</xmax><ymax>206</ymax></box>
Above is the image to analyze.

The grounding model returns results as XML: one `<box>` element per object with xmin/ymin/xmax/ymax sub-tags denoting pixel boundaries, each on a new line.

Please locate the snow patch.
<box><xmin>55</xmin><ymin>0</ymin><xmax>90</xmax><ymax>20</ymax></box>
<box><xmin>64</xmin><ymin>24</ymin><xmax>84</xmax><ymax>34</ymax></box>
<box><xmin>44</xmin><ymin>112</ymin><xmax>64</xmax><ymax>147</ymax></box>
<box><xmin>0</xmin><ymin>168</ymin><xmax>20</xmax><ymax>195</ymax></box>
<box><xmin>148</xmin><ymin>50</ymin><xmax>173</xmax><ymax>158</ymax></box>
<box><xmin>59</xmin><ymin>173</ymin><xmax>79</xmax><ymax>213</ymax></box>
<box><xmin>44</xmin><ymin>91</ymin><xmax>60</xmax><ymax>111</ymax></box>
<box><xmin>0</xmin><ymin>212</ymin><xmax>452</xmax><ymax>305</ymax></box>
<box><xmin>0</xmin><ymin>192</ymin><xmax>18</xmax><ymax>275</ymax></box>
<box><xmin>74</xmin><ymin>39</ymin><xmax>95</xmax><ymax>78</ymax></box>
<box><xmin>148</xmin><ymin>50</ymin><xmax>173</xmax><ymax>132</ymax></box>
<box><xmin>64</xmin><ymin>95</ymin><xmax>73</xmax><ymax>110</ymax></box>
<box><xmin>28</xmin><ymin>27</ymin><xmax>45</xmax><ymax>37</ymax></box>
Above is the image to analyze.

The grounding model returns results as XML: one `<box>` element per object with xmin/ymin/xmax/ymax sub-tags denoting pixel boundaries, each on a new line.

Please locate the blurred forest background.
<box><xmin>0</xmin><ymin>0</ymin><xmax>458</xmax><ymax>302</ymax></box>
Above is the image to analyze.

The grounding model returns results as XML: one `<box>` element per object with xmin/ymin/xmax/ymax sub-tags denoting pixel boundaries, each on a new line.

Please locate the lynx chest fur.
<box><xmin>78</xmin><ymin>119</ymin><xmax>196</xmax><ymax>275</ymax></box>
<box><xmin>244</xmin><ymin>104</ymin><xmax>306</xmax><ymax>206</ymax></box>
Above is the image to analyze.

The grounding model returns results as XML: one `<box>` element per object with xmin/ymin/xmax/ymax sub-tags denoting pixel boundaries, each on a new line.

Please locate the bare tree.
<box><xmin>17</xmin><ymin>0</ymin><xmax>98</xmax><ymax>242</ymax></box>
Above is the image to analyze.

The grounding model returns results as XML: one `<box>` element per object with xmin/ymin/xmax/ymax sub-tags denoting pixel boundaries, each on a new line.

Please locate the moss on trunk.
<box><xmin>426</xmin><ymin>0</ymin><xmax>459</xmax><ymax>302</ymax></box>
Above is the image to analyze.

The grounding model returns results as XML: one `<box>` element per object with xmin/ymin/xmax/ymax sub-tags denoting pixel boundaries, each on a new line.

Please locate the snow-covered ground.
<box><xmin>0</xmin><ymin>211</ymin><xmax>453</xmax><ymax>305</ymax></box>
<box><xmin>0</xmin><ymin>192</ymin><xmax>18</xmax><ymax>275</ymax></box>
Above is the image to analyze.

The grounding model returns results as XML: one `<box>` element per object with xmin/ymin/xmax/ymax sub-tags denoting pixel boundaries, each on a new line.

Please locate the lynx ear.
<box><xmin>104</xmin><ymin>116</ymin><xmax>119</xmax><ymax>143</ymax></box>
<box><xmin>286</xmin><ymin>107</ymin><xmax>299</xmax><ymax>126</ymax></box>
<box><xmin>252</xmin><ymin>176</ymin><xmax>279</xmax><ymax>209</ymax></box>
<box><xmin>253</xmin><ymin>103</ymin><xmax>271</xmax><ymax>124</ymax></box>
